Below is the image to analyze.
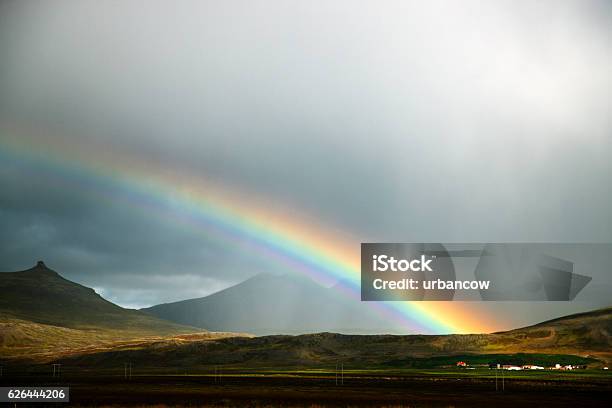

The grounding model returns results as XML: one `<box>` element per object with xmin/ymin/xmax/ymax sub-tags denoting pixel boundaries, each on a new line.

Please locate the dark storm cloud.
<box><xmin>0</xmin><ymin>0</ymin><xmax>611</xmax><ymax>320</ymax></box>
<box><xmin>0</xmin><ymin>157</ymin><xmax>278</xmax><ymax>307</ymax></box>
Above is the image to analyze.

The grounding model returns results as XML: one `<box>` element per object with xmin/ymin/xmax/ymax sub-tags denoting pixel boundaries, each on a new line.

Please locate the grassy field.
<box><xmin>1</xmin><ymin>366</ymin><xmax>610</xmax><ymax>407</ymax></box>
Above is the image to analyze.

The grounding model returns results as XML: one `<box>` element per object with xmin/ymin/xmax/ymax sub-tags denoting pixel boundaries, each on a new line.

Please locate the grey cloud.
<box><xmin>0</xmin><ymin>0</ymin><xmax>611</xmax><ymax>323</ymax></box>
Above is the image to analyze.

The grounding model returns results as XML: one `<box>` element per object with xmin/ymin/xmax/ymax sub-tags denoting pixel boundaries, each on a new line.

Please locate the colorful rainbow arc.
<box><xmin>0</xmin><ymin>131</ymin><xmax>493</xmax><ymax>334</ymax></box>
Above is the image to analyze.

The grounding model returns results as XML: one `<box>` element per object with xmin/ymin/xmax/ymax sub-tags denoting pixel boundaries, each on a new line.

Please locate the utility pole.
<box><xmin>502</xmin><ymin>367</ymin><xmax>505</xmax><ymax>391</ymax></box>
<box><xmin>52</xmin><ymin>364</ymin><xmax>61</xmax><ymax>378</ymax></box>
<box><xmin>341</xmin><ymin>363</ymin><xmax>344</xmax><ymax>385</ymax></box>
<box><xmin>335</xmin><ymin>363</ymin><xmax>338</xmax><ymax>385</ymax></box>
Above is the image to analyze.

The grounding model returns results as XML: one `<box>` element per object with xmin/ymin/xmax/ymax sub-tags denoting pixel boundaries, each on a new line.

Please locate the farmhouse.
<box><xmin>502</xmin><ymin>365</ymin><xmax>522</xmax><ymax>370</ymax></box>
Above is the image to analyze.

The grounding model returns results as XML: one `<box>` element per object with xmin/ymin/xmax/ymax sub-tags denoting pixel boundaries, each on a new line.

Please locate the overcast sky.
<box><xmin>0</xmin><ymin>1</ymin><xmax>610</xmax><ymax>328</ymax></box>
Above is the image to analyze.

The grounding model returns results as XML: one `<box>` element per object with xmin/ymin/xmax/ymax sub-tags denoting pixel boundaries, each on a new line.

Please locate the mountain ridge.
<box><xmin>0</xmin><ymin>261</ymin><xmax>207</xmax><ymax>361</ymax></box>
<box><xmin>56</xmin><ymin>307</ymin><xmax>612</xmax><ymax>369</ymax></box>
<box><xmin>141</xmin><ymin>272</ymin><xmax>390</xmax><ymax>334</ymax></box>
<box><xmin>0</xmin><ymin>261</ymin><xmax>196</xmax><ymax>333</ymax></box>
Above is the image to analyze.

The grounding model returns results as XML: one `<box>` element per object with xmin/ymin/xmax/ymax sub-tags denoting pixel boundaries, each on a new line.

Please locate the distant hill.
<box><xmin>142</xmin><ymin>273</ymin><xmax>393</xmax><ymax>335</ymax></box>
<box><xmin>0</xmin><ymin>262</ymin><xmax>202</xmax><ymax>360</ymax></box>
<box><xmin>498</xmin><ymin>306</ymin><xmax>612</xmax><ymax>353</ymax></box>
<box><xmin>59</xmin><ymin>307</ymin><xmax>612</xmax><ymax>369</ymax></box>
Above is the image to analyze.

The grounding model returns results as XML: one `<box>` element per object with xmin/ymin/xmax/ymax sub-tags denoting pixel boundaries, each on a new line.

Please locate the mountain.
<box><xmin>0</xmin><ymin>261</ymin><xmax>202</xmax><ymax>360</ymax></box>
<box><xmin>59</xmin><ymin>307</ymin><xmax>612</xmax><ymax>369</ymax></box>
<box><xmin>142</xmin><ymin>273</ymin><xmax>393</xmax><ymax>335</ymax></box>
<box><xmin>0</xmin><ymin>261</ymin><xmax>195</xmax><ymax>333</ymax></box>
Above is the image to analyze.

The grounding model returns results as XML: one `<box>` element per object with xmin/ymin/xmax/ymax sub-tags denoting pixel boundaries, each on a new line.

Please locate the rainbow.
<box><xmin>0</xmin><ymin>126</ymin><xmax>494</xmax><ymax>334</ymax></box>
